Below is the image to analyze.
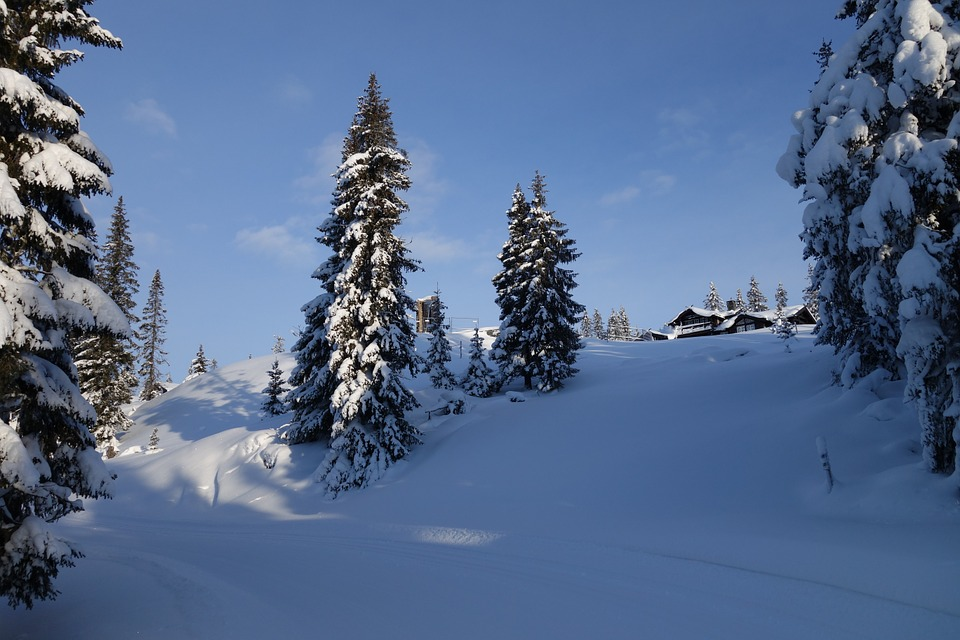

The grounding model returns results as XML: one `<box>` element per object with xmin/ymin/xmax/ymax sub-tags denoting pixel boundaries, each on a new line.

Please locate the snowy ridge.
<box><xmin>3</xmin><ymin>330</ymin><xmax>959</xmax><ymax>638</ymax></box>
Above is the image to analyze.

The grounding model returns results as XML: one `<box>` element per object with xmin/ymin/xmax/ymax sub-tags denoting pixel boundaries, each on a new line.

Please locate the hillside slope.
<box><xmin>4</xmin><ymin>330</ymin><xmax>959</xmax><ymax>639</ymax></box>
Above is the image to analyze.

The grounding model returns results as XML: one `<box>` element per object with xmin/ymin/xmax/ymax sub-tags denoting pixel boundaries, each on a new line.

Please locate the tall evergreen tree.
<box><xmin>704</xmin><ymin>281</ymin><xmax>725</xmax><ymax>311</ymax></box>
<box><xmin>779</xmin><ymin>0</ymin><xmax>960</xmax><ymax>473</ymax></box>
<box><xmin>579</xmin><ymin>311</ymin><xmax>593</xmax><ymax>338</ymax></box>
<box><xmin>592</xmin><ymin>308</ymin><xmax>606</xmax><ymax>340</ymax></box>
<box><xmin>461</xmin><ymin>326</ymin><xmax>494</xmax><ymax>398</ymax></box>
<box><xmin>734</xmin><ymin>288</ymin><xmax>746</xmax><ymax>312</ymax></box>
<box><xmin>425</xmin><ymin>288</ymin><xmax>456</xmax><ymax>389</ymax></box>
<box><xmin>185</xmin><ymin>344</ymin><xmax>209</xmax><ymax>381</ymax></box>
<box><xmin>284</xmin><ymin>97</ymin><xmax>364</xmax><ymax>446</ymax></box>
<box><xmin>492</xmin><ymin>172</ymin><xmax>584</xmax><ymax>391</ymax></box>
<box><xmin>310</xmin><ymin>74</ymin><xmax>421</xmax><ymax>494</ymax></box>
<box><xmin>606</xmin><ymin>308</ymin><xmax>622</xmax><ymax>340</ymax></box>
<box><xmin>746</xmin><ymin>276</ymin><xmax>768</xmax><ymax>312</ymax></box>
<box><xmin>491</xmin><ymin>185</ymin><xmax>533</xmax><ymax>383</ymax></box>
<box><xmin>775</xmin><ymin>282</ymin><xmax>789</xmax><ymax>313</ymax></box>
<box><xmin>0</xmin><ymin>1</ymin><xmax>121</xmax><ymax>608</ymax></box>
<box><xmin>606</xmin><ymin>306</ymin><xmax>631</xmax><ymax>341</ymax></box>
<box><xmin>618</xmin><ymin>306</ymin><xmax>632</xmax><ymax>339</ymax></box>
<box><xmin>138</xmin><ymin>270</ymin><xmax>168</xmax><ymax>401</ymax></box>
<box><xmin>74</xmin><ymin>197</ymin><xmax>139</xmax><ymax>454</ymax></box>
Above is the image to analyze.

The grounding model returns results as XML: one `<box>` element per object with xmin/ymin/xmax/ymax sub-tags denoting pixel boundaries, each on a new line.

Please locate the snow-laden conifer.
<box><xmin>734</xmin><ymin>288</ymin><xmax>746</xmax><ymax>312</ymax></box>
<box><xmin>310</xmin><ymin>75</ymin><xmax>422</xmax><ymax>494</ymax></box>
<box><xmin>492</xmin><ymin>173</ymin><xmax>584</xmax><ymax>391</ymax></box>
<box><xmin>461</xmin><ymin>327</ymin><xmax>495</xmax><ymax>398</ymax></box>
<box><xmin>579</xmin><ymin>312</ymin><xmax>593</xmax><ymax>338</ymax></box>
<box><xmin>704</xmin><ymin>282</ymin><xmax>725</xmax><ymax>312</ymax></box>
<box><xmin>775</xmin><ymin>282</ymin><xmax>789</xmax><ymax>312</ymax></box>
<box><xmin>74</xmin><ymin>196</ymin><xmax>139</xmax><ymax>453</ymax></box>
<box><xmin>778</xmin><ymin>0</ymin><xmax>960</xmax><ymax>473</ymax></box>
<box><xmin>491</xmin><ymin>185</ymin><xmax>533</xmax><ymax>384</ymax></box>
<box><xmin>0</xmin><ymin>1</ymin><xmax>121</xmax><ymax>608</ymax></box>
<box><xmin>746</xmin><ymin>276</ymin><xmax>768</xmax><ymax>312</ymax></box>
<box><xmin>138</xmin><ymin>270</ymin><xmax>168</xmax><ymax>401</ymax></box>
<box><xmin>284</xmin><ymin>122</ymin><xmax>359</xmax><ymax>445</ymax></box>
<box><xmin>262</xmin><ymin>358</ymin><xmax>289</xmax><ymax>416</ymax></box>
<box><xmin>771</xmin><ymin>282</ymin><xmax>797</xmax><ymax>350</ymax></box>
<box><xmin>606</xmin><ymin>308</ymin><xmax>622</xmax><ymax>340</ymax></box>
<box><xmin>606</xmin><ymin>306</ymin><xmax>632</xmax><ymax>341</ymax></box>
<box><xmin>592</xmin><ymin>308</ymin><xmax>606</xmax><ymax>340</ymax></box>
<box><xmin>185</xmin><ymin>344</ymin><xmax>209</xmax><ymax>381</ymax></box>
<box><xmin>424</xmin><ymin>289</ymin><xmax>456</xmax><ymax>389</ymax></box>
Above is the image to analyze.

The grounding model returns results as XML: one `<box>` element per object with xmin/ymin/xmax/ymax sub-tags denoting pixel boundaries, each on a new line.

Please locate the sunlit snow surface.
<box><xmin>5</xmin><ymin>329</ymin><xmax>959</xmax><ymax>638</ymax></box>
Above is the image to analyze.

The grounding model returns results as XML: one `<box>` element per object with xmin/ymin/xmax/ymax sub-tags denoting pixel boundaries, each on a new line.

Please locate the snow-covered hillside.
<box><xmin>4</xmin><ymin>329</ymin><xmax>959</xmax><ymax>639</ymax></box>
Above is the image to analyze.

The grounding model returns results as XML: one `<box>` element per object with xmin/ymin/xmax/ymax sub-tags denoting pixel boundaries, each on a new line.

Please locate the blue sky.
<box><xmin>61</xmin><ymin>0</ymin><xmax>853</xmax><ymax>376</ymax></box>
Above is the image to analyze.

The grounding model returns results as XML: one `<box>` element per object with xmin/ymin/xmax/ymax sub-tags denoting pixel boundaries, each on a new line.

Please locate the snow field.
<box><xmin>3</xmin><ymin>328</ymin><xmax>958</xmax><ymax>638</ymax></box>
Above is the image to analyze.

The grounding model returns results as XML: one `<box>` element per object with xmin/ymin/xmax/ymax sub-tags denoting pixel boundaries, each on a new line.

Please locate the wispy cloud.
<box><xmin>639</xmin><ymin>170</ymin><xmax>677</xmax><ymax>194</ymax></box>
<box><xmin>406</xmin><ymin>230</ymin><xmax>477</xmax><ymax>264</ymax></box>
<box><xmin>404</xmin><ymin>137</ymin><xmax>449</xmax><ymax>221</ymax></box>
<box><xmin>276</xmin><ymin>75</ymin><xmax>313</xmax><ymax>107</ymax></box>
<box><xmin>125</xmin><ymin>99</ymin><xmax>177</xmax><ymax>137</ymax></box>
<box><xmin>657</xmin><ymin>105</ymin><xmax>710</xmax><ymax>149</ymax></box>
<box><xmin>294</xmin><ymin>133</ymin><xmax>343</xmax><ymax>204</ymax></box>
<box><xmin>600</xmin><ymin>186</ymin><xmax>641</xmax><ymax>207</ymax></box>
<box><xmin>599</xmin><ymin>171</ymin><xmax>676</xmax><ymax>207</ymax></box>
<box><xmin>235</xmin><ymin>217</ymin><xmax>319</xmax><ymax>267</ymax></box>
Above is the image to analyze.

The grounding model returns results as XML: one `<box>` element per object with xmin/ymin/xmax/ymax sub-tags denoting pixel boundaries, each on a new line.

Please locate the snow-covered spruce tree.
<box><xmin>592</xmin><ymin>308</ymin><xmax>606</xmax><ymax>340</ymax></box>
<box><xmin>620</xmin><ymin>306</ymin><xmax>636</xmax><ymax>339</ymax></box>
<box><xmin>0</xmin><ymin>1</ymin><xmax>122</xmax><ymax>609</ymax></box>
<box><xmin>492</xmin><ymin>172</ymin><xmax>584</xmax><ymax>391</ymax></box>
<box><xmin>424</xmin><ymin>288</ymin><xmax>456</xmax><ymax>389</ymax></box>
<box><xmin>734</xmin><ymin>288</ymin><xmax>746</xmax><ymax>312</ymax></box>
<box><xmin>312</xmin><ymin>75</ymin><xmax>422</xmax><ymax>494</ymax></box>
<box><xmin>606</xmin><ymin>308</ymin><xmax>622</xmax><ymax>340</ymax></box>
<box><xmin>772</xmin><ymin>305</ymin><xmax>798</xmax><ymax>350</ymax></box>
<box><xmin>284</xmin><ymin>114</ymin><xmax>363</xmax><ymax>447</ymax></box>
<box><xmin>185</xmin><ymin>344</ymin><xmax>208</xmax><ymax>381</ymax></box>
<box><xmin>772</xmin><ymin>282</ymin><xmax>797</xmax><ymax>350</ymax></box>
<box><xmin>579</xmin><ymin>311</ymin><xmax>592</xmax><ymax>338</ymax></box>
<box><xmin>620</xmin><ymin>306</ymin><xmax>631</xmax><ymax>338</ymax></box>
<box><xmin>461</xmin><ymin>326</ymin><xmax>495</xmax><ymax>397</ymax></box>
<box><xmin>138</xmin><ymin>269</ymin><xmax>168</xmax><ymax>400</ymax></box>
<box><xmin>775</xmin><ymin>282</ymin><xmax>789</xmax><ymax>312</ymax></box>
<box><xmin>746</xmin><ymin>276</ymin><xmax>768</xmax><ymax>312</ymax></box>
<box><xmin>606</xmin><ymin>306</ymin><xmax>631</xmax><ymax>341</ymax></box>
<box><xmin>272</xmin><ymin>334</ymin><xmax>285</xmax><ymax>354</ymax></box>
<box><xmin>262</xmin><ymin>358</ymin><xmax>288</xmax><ymax>416</ymax></box>
<box><xmin>778</xmin><ymin>0</ymin><xmax>960</xmax><ymax>473</ymax></box>
<box><xmin>704</xmin><ymin>281</ymin><xmax>725</xmax><ymax>311</ymax></box>
<box><xmin>74</xmin><ymin>197</ymin><xmax>139</xmax><ymax>454</ymax></box>
<box><xmin>491</xmin><ymin>185</ymin><xmax>533</xmax><ymax>385</ymax></box>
